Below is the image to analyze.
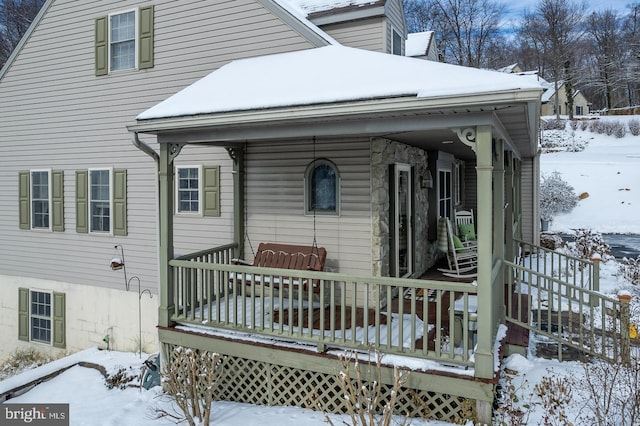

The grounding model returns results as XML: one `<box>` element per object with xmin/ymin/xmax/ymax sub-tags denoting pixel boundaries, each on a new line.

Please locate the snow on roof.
<box><xmin>284</xmin><ymin>0</ymin><xmax>380</xmax><ymax>15</ymax></box>
<box><xmin>272</xmin><ymin>0</ymin><xmax>339</xmax><ymax>45</ymax></box>
<box><xmin>405</xmin><ymin>31</ymin><xmax>434</xmax><ymax>57</ymax></box>
<box><xmin>137</xmin><ymin>45</ymin><xmax>544</xmax><ymax>120</ymax></box>
<box><xmin>497</xmin><ymin>63</ymin><xmax>519</xmax><ymax>73</ymax></box>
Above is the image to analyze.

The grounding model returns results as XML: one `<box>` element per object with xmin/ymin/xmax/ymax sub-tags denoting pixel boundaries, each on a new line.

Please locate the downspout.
<box><xmin>132</xmin><ymin>132</ymin><xmax>159</xmax><ymax>164</ymax></box>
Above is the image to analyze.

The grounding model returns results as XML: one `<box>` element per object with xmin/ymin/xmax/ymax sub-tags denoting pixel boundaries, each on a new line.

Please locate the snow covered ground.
<box><xmin>1</xmin><ymin>115</ymin><xmax>639</xmax><ymax>425</ymax></box>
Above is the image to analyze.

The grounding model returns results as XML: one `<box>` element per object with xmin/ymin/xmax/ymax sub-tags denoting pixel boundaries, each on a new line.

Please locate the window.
<box><xmin>76</xmin><ymin>168</ymin><xmax>127</xmax><ymax>235</ymax></box>
<box><xmin>31</xmin><ymin>170</ymin><xmax>50</xmax><ymax>229</ymax></box>
<box><xmin>18</xmin><ymin>288</ymin><xmax>65</xmax><ymax>348</ymax></box>
<box><xmin>305</xmin><ymin>159</ymin><xmax>339</xmax><ymax>215</ymax></box>
<box><xmin>453</xmin><ymin>161</ymin><xmax>463</xmax><ymax>207</ymax></box>
<box><xmin>30</xmin><ymin>290</ymin><xmax>51</xmax><ymax>344</ymax></box>
<box><xmin>392</xmin><ymin>29</ymin><xmax>402</xmax><ymax>55</ymax></box>
<box><xmin>575</xmin><ymin>105</ymin><xmax>583</xmax><ymax>116</ymax></box>
<box><xmin>176</xmin><ymin>166</ymin><xmax>201</xmax><ymax>214</ymax></box>
<box><xmin>438</xmin><ymin>169</ymin><xmax>452</xmax><ymax>220</ymax></box>
<box><xmin>110</xmin><ymin>11</ymin><xmax>136</xmax><ymax>71</ymax></box>
<box><xmin>174</xmin><ymin>165</ymin><xmax>220</xmax><ymax>217</ymax></box>
<box><xmin>19</xmin><ymin>170</ymin><xmax>64</xmax><ymax>232</ymax></box>
<box><xmin>90</xmin><ymin>169</ymin><xmax>112</xmax><ymax>232</ymax></box>
<box><xmin>95</xmin><ymin>6</ymin><xmax>154</xmax><ymax>76</ymax></box>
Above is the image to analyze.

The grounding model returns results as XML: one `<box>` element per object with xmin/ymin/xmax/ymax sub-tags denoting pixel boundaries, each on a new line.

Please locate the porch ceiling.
<box><xmin>129</xmin><ymin>93</ymin><xmax>540</xmax><ymax>161</ymax></box>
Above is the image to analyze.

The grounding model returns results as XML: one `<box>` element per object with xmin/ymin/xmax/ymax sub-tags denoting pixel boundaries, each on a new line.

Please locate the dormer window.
<box><xmin>392</xmin><ymin>29</ymin><xmax>402</xmax><ymax>55</ymax></box>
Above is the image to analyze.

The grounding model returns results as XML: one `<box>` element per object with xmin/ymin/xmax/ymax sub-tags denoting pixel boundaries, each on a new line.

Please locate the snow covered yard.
<box><xmin>1</xmin><ymin>115</ymin><xmax>640</xmax><ymax>425</ymax></box>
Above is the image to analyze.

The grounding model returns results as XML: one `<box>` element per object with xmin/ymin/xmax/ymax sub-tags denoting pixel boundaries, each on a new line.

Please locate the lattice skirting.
<box><xmin>163</xmin><ymin>343</ymin><xmax>475</xmax><ymax>422</ymax></box>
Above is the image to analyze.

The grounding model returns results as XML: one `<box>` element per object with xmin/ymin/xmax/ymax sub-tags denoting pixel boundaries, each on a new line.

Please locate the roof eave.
<box><xmin>128</xmin><ymin>88</ymin><xmax>543</xmax><ymax>135</ymax></box>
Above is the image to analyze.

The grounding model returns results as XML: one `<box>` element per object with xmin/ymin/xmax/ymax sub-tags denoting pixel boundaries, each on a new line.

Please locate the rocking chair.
<box><xmin>436</xmin><ymin>217</ymin><xmax>478</xmax><ymax>279</ymax></box>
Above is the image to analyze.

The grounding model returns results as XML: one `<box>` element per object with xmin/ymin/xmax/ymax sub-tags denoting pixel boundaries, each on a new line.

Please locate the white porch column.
<box><xmin>474</xmin><ymin>125</ymin><xmax>495</xmax><ymax>380</ymax></box>
<box><xmin>493</xmin><ymin>139</ymin><xmax>505</xmax><ymax>324</ymax></box>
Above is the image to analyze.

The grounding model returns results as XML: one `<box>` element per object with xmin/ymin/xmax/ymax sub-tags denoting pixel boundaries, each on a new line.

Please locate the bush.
<box><xmin>580</xmin><ymin>120</ymin><xmax>590</xmax><ymax>131</ymax></box>
<box><xmin>619</xmin><ymin>256</ymin><xmax>640</xmax><ymax>285</ymax></box>
<box><xmin>542</xmin><ymin>119</ymin><xmax>566</xmax><ymax>131</ymax></box>
<box><xmin>569</xmin><ymin>120</ymin><xmax>579</xmax><ymax>130</ymax></box>
<box><xmin>539</xmin><ymin>172</ymin><xmax>578</xmax><ymax>221</ymax></box>
<box><xmin>629</xmin><ymin>119</ymin><xmax>640</xmax><ymax>136</ymax></box>
<box><xmin>563</xmin><ymin>229</ymin><xmax>611</xmax><ymax>260</ymax></box>
<box><xmin>613</xmin><ymin>121</ymin><xmax>627</xmax><ymax>138</ymax></box>
<box><xmin>589</xmin><ymin>120</ymin><xmax>605</xmax><ymax>134</ymax></box>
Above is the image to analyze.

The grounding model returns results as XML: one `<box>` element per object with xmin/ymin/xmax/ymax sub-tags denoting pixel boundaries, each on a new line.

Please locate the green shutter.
<box><xmin>18</xmin><ymin>288</ymin><xmax>29</xmax><ymax>341</ymax></box>
<box><xmin>113</xmin><ymin>169</ymin><xmax>127</xmax><ymax>236</ymax></box>
<box><xmin>203</xmin><ymin>166</ymin><xmax>220</xmax><ymax>217</ymax></box>
<box><xmin>52</xmin><ymin>170</ymin><xmax>65</xmax><ymax>232</ymax></box>
<box><xmin>76</xmin><ymin>171</ymin><xmax>88</xmax><ymax>233</ymax></box>
<box><xmin>52</xmin><ymin>292</ymin><xmax>66</xmax><ymax>349</ymax></box>
<box><xmin>19</xmin><ymin>172</ymin><xmax>30</xmax><ymax>230</ymax></box>
<box><xmin>138</xmin><ymin>6</ymin><xmax>154</xmax><ymax>69</ymax></box>
<box><xmin>95</xmin><ymin>16</ymin><xmax>108</xmax><ymax>76</ymax></box>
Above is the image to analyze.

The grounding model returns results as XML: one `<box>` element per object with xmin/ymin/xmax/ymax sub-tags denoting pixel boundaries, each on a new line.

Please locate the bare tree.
<box><xmin>0</xmin><ymin>0</ymin><xmax>45</xmax><ymax>69</ymax></box>
<box><xmin>404</xmin><ymin>0</ymin><xmax>506</xmax><ymax>68</ymax></box>
<box><xmin>521</xmin><ymin>0</ymin><xmax>586</xmax><ymax>118</ymax></box>
<box><xmin>622</xmin><ymin>3</ymin><xmax>640</xmax><ymax>107</ymax></box>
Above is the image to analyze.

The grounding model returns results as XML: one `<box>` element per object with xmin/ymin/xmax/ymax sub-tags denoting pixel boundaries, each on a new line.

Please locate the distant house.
<box><xmin>497</xmin><ymin>63</ymin><xmax>523</xmax><ymax>74</ymax></box>
<box><xmin>405</xmin><ymin>31</ymin><xmax>440</xmax><ymax>61</ymax></box>
<box><xmin>540</xmin><ymin>79</ymin><xmax>590</xmax><ymax>116</ymax></box>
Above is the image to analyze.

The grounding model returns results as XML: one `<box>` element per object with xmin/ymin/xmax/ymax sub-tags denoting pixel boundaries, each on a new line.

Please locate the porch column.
<box><xmin>158</xmin><ymin>142</ymin><xmax>175</xmax><ymax>328</ymax></box>
<box><xmin>493</xmin><ymin>139</ymin><xmax>505</xmax><ymax>324</ymax></box>
<box><xmin>230</xmin><ymin>146</ymin><xmax>245</xmax><ymax>258</ymax></box>
<box><xmin>504</xmin><ymin>152</ymin><xmax>515</xmax><ymax>273</ymax></box>
<box><xmin>475</xmin><ymin>125</ymin><xmax>495</xmax><ymax>380</ymax></box>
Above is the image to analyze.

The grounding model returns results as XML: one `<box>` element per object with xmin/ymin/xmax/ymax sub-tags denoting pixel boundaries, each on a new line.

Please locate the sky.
<box><xmin>1</xmin><ymin>115</ymin><xmax>639</xmax><ymax>425</ymax></box>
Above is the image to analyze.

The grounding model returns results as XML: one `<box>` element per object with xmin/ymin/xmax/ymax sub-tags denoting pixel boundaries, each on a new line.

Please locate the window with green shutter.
<box><xmin>76</xmin><ymin>168</ymin><xmax>127</xmax><ymax>235</ymax></box>
<box><xmin>95</xmin><ymin>6</ymin><xmax>154</xmax><ymax>76</ymax></box>
<box><xmin>175</xmin><ymin>165</ymin><xmax>220</xmax><ymax>217</ymax></box>
<box><xmin>18</xmin><ymin>288</ymin><xmax>65</xmax><ymax>348</ymax></box>
<box><xmin>18</xmin><ymin>170</ymin><xmax>64</xmax><ymax>231</ymax></box>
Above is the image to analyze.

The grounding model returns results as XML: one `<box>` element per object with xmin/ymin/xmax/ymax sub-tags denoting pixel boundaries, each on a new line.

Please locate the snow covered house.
<box><xmin>0</xmin><ymin>0</ymin><xmax>568</xmax><ymax>422</ymax></box>
<box><xmin>0</xmin><ymin>0</ymin><xmax>407</xmax><ymax>360</ymax></box>
<box><xmin>405</xmin><ymin>31</ymin><xmax>440</xmax><ymax>61</ymax></box>
<box><xmin>541</xmin><ymin>79</ymin><xmax>590</xmax><ymax>116</ymax></box>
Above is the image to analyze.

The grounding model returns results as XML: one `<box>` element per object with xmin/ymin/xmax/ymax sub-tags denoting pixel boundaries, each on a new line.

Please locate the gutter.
<box><xmin>132</xmin><ymin>132</ymin><xmax>159</xmax><ymax>164</ymax></box>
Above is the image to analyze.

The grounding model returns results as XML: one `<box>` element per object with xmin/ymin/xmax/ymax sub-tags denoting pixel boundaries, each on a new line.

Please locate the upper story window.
<box><xmin>95</xmin><ymin>6</ymin><xmax>154</xmax><ymax>76</ymax></box>
<box><xmin>305</xmin><ymin>159</ymin><xmax>340</xmax><ymax>215</ymax></box>
<box><xmin>176</xmin><ymin>166</ymin><xmax>201</xmax><ymax>214</ymax></box>
<box><xmin>392</xmin><ymin>29</ymin><xmax>402</xmax><ymax>55</ymax></box>
<box><xmin>19</xmin><ymin>169</ymin><xmax>64</xmax><ymax>232</ymax></box>
<box><xmin>110</xmin><ymin>11</ymin><xmax>136</xmax><ymax>71</ymax></box>
<box><xmin>31</xmin><ymin>170</ymin><xmax>51</xmax><ymax>230</ymax></box>
<box><xmin>89</xmin><ymin>168</ymin><xmax>112</xmax><ymax>233</ymax></box>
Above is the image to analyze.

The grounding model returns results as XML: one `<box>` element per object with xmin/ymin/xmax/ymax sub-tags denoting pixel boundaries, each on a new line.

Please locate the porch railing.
<box><xmin>506</xmin><ymin>241</ymin><xmax>630</xmax><ymax>364</ymax></box>
<box><xmin>168</xmin><ymin>247</ymin><xmax>479</xmax><ymax>367</ymax></box>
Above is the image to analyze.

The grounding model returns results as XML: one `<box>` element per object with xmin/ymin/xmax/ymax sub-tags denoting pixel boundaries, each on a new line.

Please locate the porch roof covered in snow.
<box><xmin>129</xmin><ymin>45</ymin><xmax>543</xmax><ymax>159</ymax></box>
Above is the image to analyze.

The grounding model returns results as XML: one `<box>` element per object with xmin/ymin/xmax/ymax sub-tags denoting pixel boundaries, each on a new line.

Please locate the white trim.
<box><xmin>29</xmin><ymin>169</ymin><xmax>52</xmax><ymax>232</ymax></box>
<box><xmin>88</xmin><ymin>167</ymin><xmax>114</xmax><ymax>235</ymax></box>
<box><xmin>175</xmin><ymin>165</ymin><xmax>203</xmax><ymax>216</ymax></box>
<box><xmin>107</xmin><ymin>8</ymin><xmax>138</xmax><ymax>73</ymax></box>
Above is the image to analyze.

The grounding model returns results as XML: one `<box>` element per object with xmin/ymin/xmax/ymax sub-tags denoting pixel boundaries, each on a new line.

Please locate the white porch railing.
<box><xmin>506</xmin><ymin>240</ymin><xmax>631</xmax><ymax>364</ymax></box>
<box><xmin>169</xmin><ymin>245</ymin><xmax>479</xmax><ymax>367</ymax></box>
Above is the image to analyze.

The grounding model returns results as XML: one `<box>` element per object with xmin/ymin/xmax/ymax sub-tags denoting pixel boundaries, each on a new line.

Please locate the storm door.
<box><xmin>390</xmin><ymin>164</ymin><xmax>413</xmax><ymax>277</ymax></box>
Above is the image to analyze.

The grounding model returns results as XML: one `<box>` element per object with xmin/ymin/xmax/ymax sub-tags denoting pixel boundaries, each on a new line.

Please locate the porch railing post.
<box><xmin>618</xmin><ymin>292</ymin><xmax>631</xmax><ymax>366</ymax></box>
<box><xmin>590</xmin><ymin>256</ymin><xmax>600</xmax><ymax>307</ymax></box>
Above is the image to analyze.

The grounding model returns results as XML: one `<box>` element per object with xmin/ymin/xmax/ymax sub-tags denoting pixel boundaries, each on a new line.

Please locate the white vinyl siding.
<box><xmin>321</xmin><ymin>17</ymin><xmax>385</xmax><ymax>52</ymax></box>
<box><xmin>244</xmin><ymin>139</ymin><xmax>372</xmax><ymax>276</ymax></box>
<box><xmin>0</xmin><ymin>0</ymin><xmax>315</xmax><ymax>293</ymax></box>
